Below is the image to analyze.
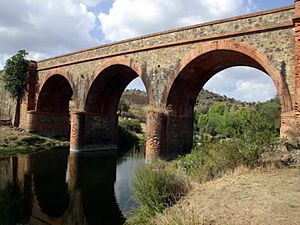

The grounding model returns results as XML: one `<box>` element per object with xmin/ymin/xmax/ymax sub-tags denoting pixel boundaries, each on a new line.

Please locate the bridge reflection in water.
<box><xmin>0</xmin><ymin>149</ymin><xmax>143</xmax><ymax>225</ymax></box>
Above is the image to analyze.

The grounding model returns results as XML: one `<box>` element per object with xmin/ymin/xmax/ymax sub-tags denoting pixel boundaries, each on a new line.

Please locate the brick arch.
<box><xmin>83</xmin><ymin>57</ymin><xmax>149</xmax><ymax>148</ymax></box>
<box><xmin>36</xmin><ymin>69</ymin><xmax>74</xmax><ymax>137</ymax></box>
<box><xmin>84</xmin><ymin>57</ymin><xmax>152</xmax><ymax>106</ymax></box>
<box><xmin>162</xmin><ymin>40</ymin><xmax>292</xmax><ymax>113</ymax></box>
<box><xmin>37</xmin><ymin>69</ymin><xmax>75</xmax><ymax>98</ymax></box>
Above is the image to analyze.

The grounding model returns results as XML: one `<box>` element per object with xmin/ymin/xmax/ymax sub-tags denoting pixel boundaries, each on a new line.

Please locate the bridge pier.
<box><xmin>281</xmin><ymin>111</ymin><xmax>296</xmax><ymax>136</ymax></box>
<box><xmin>166</xmin><ymin>115</ymin><xmax>193</xmax><ymax>156</ymax></box>
<box><xmin>70</xmin><ymin>111</ymin><xmax>86</xmax><ymax>152</ymax></box>
<box><xmin>70</xmin><ymin>111</ymin><xmax>119</xmax><ymax>152</ymax></box>
<box><xmin>84</xmin><ymin>113</ymin><xmax>118</xmax><ymax>151</ymax></box>
<box><xmin>146</xmin><ymin>111</ymin><xmax>167</xmax><ymax>160</ymax></box>
<box><xmin>145</xmin><ymin>111</ymin><xmax>194</xmax><ymax>160</ymax></box>
<box><xmin>26</xmin><ymin>110</ymin><xmax>38</xmax><ymax>132</ymax></box>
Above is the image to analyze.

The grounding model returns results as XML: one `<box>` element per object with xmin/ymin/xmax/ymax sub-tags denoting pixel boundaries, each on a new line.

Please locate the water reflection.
<box><xmin>0</xmin><ymin>148</ymin><xmax>144</xmax><ymax>225</ymax></box>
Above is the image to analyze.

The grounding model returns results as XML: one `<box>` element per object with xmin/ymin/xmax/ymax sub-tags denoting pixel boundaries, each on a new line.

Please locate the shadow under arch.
<box><xmin>161</xmin><ymin>40</ymin><xmax>292</xmax><ymax>155</ymax></box>
<box><xmin>36</xmin><ymin>73</ymin><xmax>73</xmax><ymax>137</ymax></box>
<box><xmin>83</xmin><ymin>58</ymin><xmax>148</xmax><ymax>149</ymax></box>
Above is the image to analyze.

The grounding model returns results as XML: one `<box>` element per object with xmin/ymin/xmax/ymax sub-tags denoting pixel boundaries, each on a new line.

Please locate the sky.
<box><xmin>0</xmin><ymin>0</ymin><xmax>294</xmax><ymax>102</ymax></box>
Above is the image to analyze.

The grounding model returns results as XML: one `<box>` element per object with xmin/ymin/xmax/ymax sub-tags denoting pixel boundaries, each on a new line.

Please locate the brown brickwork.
<box><xmin>146</xmin><ymin>112</ymin><xmax>167</xmax><ymax>160</ymax></box>
<box><xmin>70</xmin><ymin>111</ymin><xmax>86</xmax><ymax>151</ymax></box>
<box><xmin>26</xmin><ymin>110</ymin><xmax>38</xmax><ymax>132</ymax></box>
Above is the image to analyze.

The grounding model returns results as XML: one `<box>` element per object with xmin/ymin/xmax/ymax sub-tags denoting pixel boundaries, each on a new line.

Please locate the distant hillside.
<box><xmin>121</xmin><ymin>89</ymin><xmax>254</xmax><ymax>114</ymax></box>
<box><xmin>194</xmin><ymin>89</ymin><xmax>253</xmax><ymax>114</ymax></box>
<box><xmin>121</xmin><ymin>89</ymin><xmax>147</xmax><ymax>106</ymax></box>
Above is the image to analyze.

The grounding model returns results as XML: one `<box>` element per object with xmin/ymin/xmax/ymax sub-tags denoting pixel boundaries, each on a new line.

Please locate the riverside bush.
<box><xmin>178</xmin><ymin>108</ymin><xmax>279</xmax><ymax>182</ymax></box>
<box><xmin>119</xmin><ymin>119</ymin><xmax>143</xmax><ymax>133</ymax></box>
<box><xmin>118</xmin><ymin>124</ymin><xmax>140</xmax><ymax>151</ymax></box>
<box><xmin>127</xmin><ymin>162</ymin><xmax>190</xmax><ymax>225</ymax></box>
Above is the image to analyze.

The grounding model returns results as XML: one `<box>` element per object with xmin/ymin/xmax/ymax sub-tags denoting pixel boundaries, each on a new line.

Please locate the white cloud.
<box><xmin>204</xmin><ymin>67</ymin><xmax>277</xmax><ymax>102</ymax></box>
<box><xmin>99</xmin><ymin>0</ymin><xmax>254</xmax><ymax>41</ymax></box>
<box><xmin>0</xmin><ymin>0</ymin><xmax>98</xmax><ymax>68</ymax></box>
<box><xmin>79</xmin><ymin>0</ymin><xmax>103</xmax><ymax>6</ymax></box>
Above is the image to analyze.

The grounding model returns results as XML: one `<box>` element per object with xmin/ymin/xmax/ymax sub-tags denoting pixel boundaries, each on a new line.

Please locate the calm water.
<box><xmin>0</xmin><ymin>148</ymin><xmax>144</xmax><ymax>225</ymax></box>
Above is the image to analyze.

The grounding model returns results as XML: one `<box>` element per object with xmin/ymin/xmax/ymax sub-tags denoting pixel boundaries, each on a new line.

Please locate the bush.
<box><xmin>127</xmin><ymin>162</ymin><xmax>190</xmax><ymax>225</ymax></box>
<box><xmin>194</xmin><ymin>102</ymin><xmax>280</xmax><ymax>141</ymax></box>
<box><xmin>120</xmin><ymin>120</ymin><xmax>143</xmax><ymax>133</ymax></box>
<box><xmin>118</xmin><ymin>124</ymin><xmax>140</xmax><ymax>151</ymax></box>
<box><xmin>179</xmin><ymin>108</ymin><xmax>279</xmax><ymax>182</ymax></box>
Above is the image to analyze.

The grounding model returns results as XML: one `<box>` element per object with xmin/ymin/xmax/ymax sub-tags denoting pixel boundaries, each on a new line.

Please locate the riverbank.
<box><xmin>0</xmin><ymin>125</ymin><xmax>69</xmax><ymax>156</ymax></box>
<box><xmin>152</xmin><ymin>163</ymin><xmax>300</xmax><ymax>225</ymax></box>
<box><xmin>128</xmin><ymin>144</ymin><xmax>300</xmax><ymax>225</ymax></box>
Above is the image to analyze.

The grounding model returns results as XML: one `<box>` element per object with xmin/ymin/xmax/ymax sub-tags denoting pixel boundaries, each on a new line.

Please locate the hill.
<box><xmin>121</xmin><ymin>88</ymin><xmax>257</xmax><ymax>114</ymax></box>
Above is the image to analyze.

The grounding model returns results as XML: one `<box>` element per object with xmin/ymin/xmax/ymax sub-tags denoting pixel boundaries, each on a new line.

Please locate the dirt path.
<box><xmin>154</xmin><ymin>160</ymin><xmax>300</xmax><ymax>225</ymax></box>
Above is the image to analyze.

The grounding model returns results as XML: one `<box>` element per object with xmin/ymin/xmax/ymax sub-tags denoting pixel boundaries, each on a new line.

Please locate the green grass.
<box><xmin>0</xmin><ymin>134</ymin><xmax>69</xmax><ymax>156</ymax></box>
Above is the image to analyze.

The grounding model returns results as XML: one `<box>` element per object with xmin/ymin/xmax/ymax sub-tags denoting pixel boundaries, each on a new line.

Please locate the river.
<box><xmin>0</xmin><ymin>148</ymin><xmax>144</xmax><ymax>225</ymax></box>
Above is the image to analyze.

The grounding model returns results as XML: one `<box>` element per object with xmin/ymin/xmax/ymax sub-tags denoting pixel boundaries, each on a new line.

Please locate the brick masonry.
<box><xmin>18</xmin><ymin>3</ymin><xmax>300</xmax><ymax>156</ymax></box>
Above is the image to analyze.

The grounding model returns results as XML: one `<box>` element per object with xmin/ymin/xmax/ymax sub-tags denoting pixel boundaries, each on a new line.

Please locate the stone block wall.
<box><xmin>37</xmin><ymin>113</ymin><xmax>70</xmax><ymax>137</ymax></box>
<box><xmin>0</xmin><ymin>71</ymin><xmax>16</xmax><ymax>121</ymax></box>
<box><xmin>84</xmin><ymin>114</ymin><xmax>118</xmax><ymax>148</ymax></box>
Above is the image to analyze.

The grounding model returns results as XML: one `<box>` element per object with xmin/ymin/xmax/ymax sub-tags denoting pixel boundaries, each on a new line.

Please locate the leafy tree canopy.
<box><xmin>3</xmin><ymin>50</ymin><xmax>28</xmax><ymax>99</ymax></box>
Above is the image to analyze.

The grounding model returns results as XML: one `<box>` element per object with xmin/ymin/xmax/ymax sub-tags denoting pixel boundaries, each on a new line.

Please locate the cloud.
<box><xmin>98</xmin><ymin>0</ymin><xmax>254</xmax><ymax>41</ymax></box>
<box><xmin>204</xmin><ymin>67</ymin><xmax>277</xmax><ymax>102</ymax></box>
<box><xmin>79</xmin><ymin>0</ymin><xmax>103</xmax><ymax>6</ymax></box>
<box><xmin>0</xmin><ymin>0</ymin><xmax>98</xmax><ymax>67</ymax></box>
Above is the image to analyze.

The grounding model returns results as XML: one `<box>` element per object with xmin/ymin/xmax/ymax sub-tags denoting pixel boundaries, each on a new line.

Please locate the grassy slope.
<box><xmin>152</xmin><ymin>164</ymin><xmax>300</xmax><ymax>225</ymax></box>
<box><xmin>0</xmin><ymin>125</ymin><xmax>68</xmax><ymax>156</ymax></box>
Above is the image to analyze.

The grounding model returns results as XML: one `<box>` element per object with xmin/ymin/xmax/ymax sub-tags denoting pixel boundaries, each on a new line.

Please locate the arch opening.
<box><xmin>167</xmin><ymin>50</ymin><xmax>268</xmax><ymax>117</ymax></box>
<box><xmin>163</xmin><ymin>47</ymin><xmax>290</xmax><ymax>155</ymax></box>
<box><xmin>84</xmin><ymin>64</ymin><xmax>147</xmax><ymax>149</ymax></box>
<box><xmin>36</xmin><ymin>74</ymin><xmax>73</xmax><ymax>137</ymax></box>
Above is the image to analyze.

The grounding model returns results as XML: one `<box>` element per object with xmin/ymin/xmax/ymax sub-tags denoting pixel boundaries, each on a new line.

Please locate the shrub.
<box><xmin>177</xmin><ymin>141</ymin><xmax>241</xmax><ymax>182</ymax></box>
<box><xmin>127</xmin><ymin>162</ymin><xmax>190</xmax><ymax>225</ymax></box>
<box><xmin>118</xmin><ymin>124</ymin><xmax>140</xmax><ymax>151</ymax></box>
<box><xmin>120</xmin><ymin>120</ymin><xmax>143</xmax><ymax>133</ymax></box>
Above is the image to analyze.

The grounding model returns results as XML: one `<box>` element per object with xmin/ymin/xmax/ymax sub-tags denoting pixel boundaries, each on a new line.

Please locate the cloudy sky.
<box><xmin>0</xmin><ymin>0</ymin><xmax>294</xmax><ymax>102</ymax></box>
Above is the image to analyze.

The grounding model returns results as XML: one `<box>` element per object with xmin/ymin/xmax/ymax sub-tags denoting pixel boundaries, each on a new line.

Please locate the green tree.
<box><xmin>207</xmin><ymin>102</ymin><xmax>226</xmax><ymax>115</ymax></box>
<box><xmin>118</xmin><ymin>99</ymin><xmax>130</xmax><ymax>116</ymax></box>
<box><xmin>3</xmin><ymin>50</ymin><xmax>28</xmax><ymax>126</ymax></box>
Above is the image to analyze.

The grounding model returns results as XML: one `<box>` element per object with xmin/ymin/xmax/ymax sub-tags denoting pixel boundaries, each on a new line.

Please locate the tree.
<box><xmin>3</xmin><ymin>50</ymin><xmax>28</xmax><ymax>126</ymax></box>
<box><xmin>118</xmin><ymin>99</ymin><xmax>130</xmax><ymax>116</ymax></box>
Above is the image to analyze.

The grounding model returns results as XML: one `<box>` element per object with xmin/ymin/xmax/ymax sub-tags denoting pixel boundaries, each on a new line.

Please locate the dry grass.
<box><xmin>144</xmin><ymin>104</ymin><xmax>172</xmax><ymax>115</ymax></box>
<box><xmin>150</xmin><ymin>164</ymin><xmax>300</xmax><ymax>225</ymax></box>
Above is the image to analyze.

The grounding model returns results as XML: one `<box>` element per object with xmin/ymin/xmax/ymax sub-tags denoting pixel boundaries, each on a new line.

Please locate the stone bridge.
<box><xmin>20</xmin><ymin>1</ymin><xmax>300</xmax><ymax>158</ymax></box>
